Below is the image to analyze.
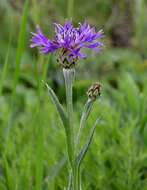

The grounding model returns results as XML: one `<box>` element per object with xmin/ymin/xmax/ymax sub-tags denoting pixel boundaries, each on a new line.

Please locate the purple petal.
<box><xmin>30</xmin><ymin>20</ymin><xmax>104</xmax><ymax>58</ymax></box>
<box><xmin>54</xmin><ymin>23</ymin><xmax>64</xmax><ymax>33</ymax></box>
<box><xmin>64</xmin><ymin>20</ymin><xmax>73</xmax><ymax>30</ymax></box>
<box><xmin>86</xmin><ymin>42</ymin><xmax>103</xmax><ymax>49</ymax></box>
<box><xmin>30</xmin><ymin>26</ymin><xmax>60</xmax><ymax>54</ymax></box>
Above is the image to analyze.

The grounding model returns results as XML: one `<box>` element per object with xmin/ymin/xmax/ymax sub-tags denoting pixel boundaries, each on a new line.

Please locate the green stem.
<box><xmin>77</xmin><ymin>166</ymin><xmax>81</xmax><ymax>190</ymax></box>
<box><xmin>63</xmin><ymin>68</ymin><xmax>79</xmax><ymax>190</ymax></box>
<box><xmin>73</xmin><ymin>165</ymin><xmax>79</xmax><ymax>190</ymax></box>
<box><xmin>63</xmin><ymin>68</ymin><xmax>75</xmax><ymax>166</ymax></box>
<box><xmin>67</xmin><ymin>170</ymin><xmax>72</xmax><ymax>190</ymax></box>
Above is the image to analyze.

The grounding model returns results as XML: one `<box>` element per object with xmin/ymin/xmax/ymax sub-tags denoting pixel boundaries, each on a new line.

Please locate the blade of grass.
<box><xmin>34</xmin><ymin>55</ymin><xmax>50</xmax><ymax>190</ymax></box>
<box><xmin>3</xmin><ymin>155</ymin><xmax>15</xmax><ymax>190</ymax></box>
<box><xmin>0</xmin><ymin>34</ymin><xmax>12</xmax><ymax>96</ymax></box>
<box><xmin>12</xmin><ymin>0</ymin><xmax>29</xmax><ymax>100</ymax></box>
<box><xmin>4</xmin><ymin>0</ymin><xmax>29</xmax><ymax>155</ymax></box>
<box><xmin>33</xmin><ymin>53</ymin><xmax>50</xmax><ymax>190</ymax></box>
<box><xmin>34</xmin><ymin>111</ymin><xmax>44</xmax><ymax>190</ymax></box>
<box><xmin>38</xmin><ymin>55</ymin><xmax>51</xmax><ymax>98</ymax></box>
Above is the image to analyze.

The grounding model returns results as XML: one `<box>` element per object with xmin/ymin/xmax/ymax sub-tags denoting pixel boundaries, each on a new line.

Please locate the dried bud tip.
<box><xmin>87</xmin><ymin>82</ymin><xmax>101</xmax><ymax>101</ymax></box>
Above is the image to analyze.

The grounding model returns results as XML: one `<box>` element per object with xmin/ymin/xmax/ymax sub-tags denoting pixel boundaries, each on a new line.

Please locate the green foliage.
<box><xmin>12</xmin><ymin>0</ymin><xmax>29</xmax><ymax>97</ymax></box>
<box><xmin>0</xmin><ymin>0</ymin><xmax>147</xmax><ymax>189</ymax></box>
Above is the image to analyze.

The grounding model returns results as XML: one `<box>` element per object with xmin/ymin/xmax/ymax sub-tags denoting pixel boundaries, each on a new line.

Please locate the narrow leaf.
<box><xmin>76</xmin><ymin>99</ymin><xmax>93</xmax><ymax>148</ymax></box>
<box><xmin>12</xmin><ymin>0</ymin><xmax>29</xmax><ymax>96</ymax></box>
<box><xmin>76</xmin><ymin>118</ymin><xmax>100</xmax><ymax>166</ymax></box>
<box><xmin>0</xmin><ymin>31</ymin><xmax>12</xmax><ymax>96</ymax></box>
<box><xmin>35</xmin><ymin>112</ymin><xmax>44</xmax><ymax>190</ymax></box>
<box><xmin>3</xmin><ymin>155</ymin><xmax>15</xmax><ymax>190</ymax></box>
<box><xmin>45</xmin><ymin>83</ymin><xmax>68</xmax><ymax>130</ymax></box>
<box><xmin>45</xmin><ymin>82</ymin><xmax>74</xmax><ymax>166</ymax></box>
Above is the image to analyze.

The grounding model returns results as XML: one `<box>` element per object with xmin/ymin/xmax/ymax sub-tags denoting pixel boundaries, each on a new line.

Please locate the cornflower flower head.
<box><xmin>30</xmin><ymin>20</ymin><xmax>104</xmax><ymax>68</ymax></box>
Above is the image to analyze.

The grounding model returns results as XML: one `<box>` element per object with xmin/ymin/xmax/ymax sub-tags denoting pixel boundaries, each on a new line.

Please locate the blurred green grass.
<box><xmin>0</xmin><ymin>0</ymin><xmax>147</xmax><ymax>189</ymax></box>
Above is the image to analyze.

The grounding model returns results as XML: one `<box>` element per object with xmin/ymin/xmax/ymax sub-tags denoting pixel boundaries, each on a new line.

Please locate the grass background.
<box><xmin>0</xmin><ymin>0</ymin><xmax>147</xmax><ymax>189</ymax></box>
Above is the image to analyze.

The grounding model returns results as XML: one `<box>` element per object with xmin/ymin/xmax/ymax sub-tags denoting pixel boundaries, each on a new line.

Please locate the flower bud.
<box><xmin>87</xmin><ymin>82</ymin><xmax>101</xmax><ymax>101</ymax></box>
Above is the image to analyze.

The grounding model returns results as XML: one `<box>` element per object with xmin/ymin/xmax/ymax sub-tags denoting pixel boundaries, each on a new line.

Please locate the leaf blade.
<box><xmin>76</xmin><ymin>99</ymin><xmax>93</xmax><ymax>148</ymax></box>
<box><xmin>45</xmin><ymin>83</ymin><xmax>68</xmax><ymax>131</ymax></box>
<box><xmin>76</xmin><ymin>118</ymin><xmax>100</xmax><ymax>166</ymax></box>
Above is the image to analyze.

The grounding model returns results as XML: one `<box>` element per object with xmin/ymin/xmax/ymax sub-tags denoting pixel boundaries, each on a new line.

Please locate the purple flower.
<box><xmin>30</xmin><ymin>20</ymin><xmax>104</xmax><ymax>68</ymax></box>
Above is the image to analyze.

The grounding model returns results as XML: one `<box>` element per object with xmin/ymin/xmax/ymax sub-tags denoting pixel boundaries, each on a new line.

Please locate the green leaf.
<box><xmin>3</xmin><ymin>155</ymin><xmax>15</xmax><ymax>190</ymax></box>
<box><xmin>76</xmin><ymin>99</ymin><xmax>93</xmax><ymax>148</ymax></box>
<box><xmin>0</xmin><ymin>33</ymin><xmax>11</xmax><ymax>96</ymax></box>
<box><xmin>4</xmin><ymin>0</ymin><xmax>29</xmax><ymax>154</ymax></box>
<box><xmin>45</xmin><ymin>83</ymin><xmax>68</xmax><ymax>131</ymax></box>
<box><xmin>119</xmin><ymin>73</ymin><xmax>139</xmax><ymax>115</ymax></box>
<box><xmin>34</xmin><ymin>112</ymin><xmax>44</xmax><ymax>190</ymax></box>
<box><xmin>45</xmin><ymin>82</ymin><xmax>74</xmax><ymax>166</ymax></box>
<box><xmin>12</xmin><ymin>0</ymin><xmax>29</xmax><ymax>97</ymax></box>
<box><xmin>76</xmin><ymin>118</ymin><xmax>100</xmax><ymax>167</ymax></box>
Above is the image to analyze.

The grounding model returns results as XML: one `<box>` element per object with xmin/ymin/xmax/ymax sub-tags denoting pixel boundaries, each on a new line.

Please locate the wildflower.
<box><xmin>30</xmin><ymin>20</ymin><xmax>104</xmax><ymax>68</ymax></box>
<box><xmin>87</xmin><ymin>82</ymin><xmax>101</xmax><ymax>101</ymax></box>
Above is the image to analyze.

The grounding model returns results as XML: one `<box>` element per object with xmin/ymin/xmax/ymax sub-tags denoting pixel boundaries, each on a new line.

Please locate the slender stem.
<box><xmin>73</xmin><ymin>165</ymin><xmax>79</xmax><ymax>190</ymax></box>
<box><xmin>67</xmin><ymin>170</ymin><xmax>72</xmax><ymax>190</ymax></box>
<box><xmin>63</xmin><ymin>68</ymin><xmax>75</xmax><ymax>166</ymax></box>
<box><xmin>63</xmin><ymin>68</ymin><xmax>79</xmax><ymax>190</ymax></box>
<box><xmin>77</xmin><ymin>166</ymin><xmax>81</xmax><ymax>190</ymax></box>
